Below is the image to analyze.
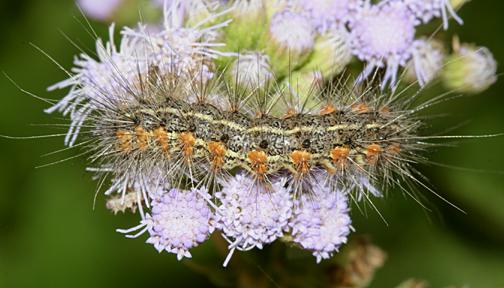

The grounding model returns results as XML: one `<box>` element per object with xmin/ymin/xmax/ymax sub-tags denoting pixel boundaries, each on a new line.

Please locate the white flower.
<box><xmin>46</xmin><ymin>1</ymin><xmax>231</xmax><ymax>146</ymax></box>
<box><xmin>215</xmin><ymin>174</ymin><xmax>293</xmax><ymax>267</ymax></box>
<box><xmin>289</xmin><ymin>177</ymin><xmax>352</xmax><ymax>263</ymax></box>
<box><xmin>230</xmin><ymin>52</ymin><xmax>274</xmax><ymax>89</ymax></box>
<box><xmin>349</xmin><ymin>1</ymin><xmax>417</xmax><ymax>88</ymax></box>
<box><xmin>407</xmin><ymin>38</ymin><xmax>446</xmax><ymax>86</ymax></box>
<box><xmin>117</xmin><ymin>187</ymin><xmax>214</xmax><ymax>261</ymax></box>
<box><xmin>269</xmin><ymin>10</ymin><xmax>316</xmax><ymax>53</ymax></box>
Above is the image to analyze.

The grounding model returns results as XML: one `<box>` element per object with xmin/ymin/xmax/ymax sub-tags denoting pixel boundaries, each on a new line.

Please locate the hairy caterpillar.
<box><xmin>3</xmin><ymin>0</ymin><xmax>500</xmax><ymax>268</ymax></box>
<box><xmin>90</xmin><ymin>71</ymin><xmax>418</xmax><ymax>196</ymax></box>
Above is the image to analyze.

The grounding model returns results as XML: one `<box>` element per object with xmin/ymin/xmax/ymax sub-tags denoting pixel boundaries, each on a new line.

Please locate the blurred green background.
<box><xmin>1</xmin><ymin>1</ymin><xmax>503</xmax><ymax>287</ymax></box>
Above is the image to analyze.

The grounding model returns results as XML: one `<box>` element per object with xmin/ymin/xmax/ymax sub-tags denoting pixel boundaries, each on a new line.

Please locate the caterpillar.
<box><xmin>8</xmin><ymin>0</ymin><xmax>498</xmax><ymax>267</ymax></box>
<box><xmin>37</xmin><ymin>8</ymin><xmax>433</xmax><ymax>265</ymax></box>
<box><xmin>92</xmin><ymin>72</ymin><xmax>418</xmax><ymax>193</ymax></box>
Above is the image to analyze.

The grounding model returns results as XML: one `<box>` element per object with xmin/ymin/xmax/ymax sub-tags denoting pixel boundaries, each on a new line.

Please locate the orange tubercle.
<box><xmin>320</xmin><ymin>104</ymin><xmax>336</xmax><ymax>115</ymax></box>
<box><xmin>291</xmin><ymin>150</ymin><xmax>312</xmax><ymax>175</ymax></box>
<box><xmin>352</xmin><ymin>103</ymin><xmax>370</xmax><ymax>114</ymax></box>
<box><xmin>135</xmin><ymin>126</ymin><xmax>150</xmax><ymax>151</ymax></box>
<box><xmin>366</xmin><ymin>144</ymin><xmax>382</xmax><ymax>164</ymax></box>
<box><xmin>116</xmin><ymin>130</ymin><xmax>133</xmax><ymax>153</ymax></box>
<box><xmin>380</xmin><ymin>106</ymin><xmax>391</xmax><ymax>114</ymax></box>
<box><xmin>208</xmin><ymin>141</ymin><xmax>226</xmax><ymax>170</ymax></box>
<box><xmin>387</xmin><ymin>143</ymin><xmax>401</xmax><ymax>155</ymax></box>
<box><xmin>248</xmin><ymin>150</ymin><xmax>268</xmax><ymax>177</ymax></box>
<box><xmin>179</xmin><ymin>132</ymin><xmax>196</xmax><ymax>160</ymax></box>
<box><xmin>331</xmin><ymin>146</ymin><xmax>350</xmax><ymax>169</ymax></box>
<box><xmin>283</xmin><ymin>108</ymin><xmax>297</xmax><ymax>119</ymax></box>
<box><xmin>153</xmin><ymin>127</ymin><xmax>169</xmax><ymax>154</ymax></box>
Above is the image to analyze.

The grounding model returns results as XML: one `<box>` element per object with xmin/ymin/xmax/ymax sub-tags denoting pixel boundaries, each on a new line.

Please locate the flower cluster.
<box><xmin>349</xmin><ymin>1</ymin><xmax>417</xmax><ymax>88</ymax></box>
<box><xmin>118</xmin><ymin>187</ymin><xmax>214</xmax><ymax>260</ymax></box>
<box><xmin>46</xmin><ymin>0</ymin><xmax>498</xmax><ymax>267</ymax></box>
<box><xmin>76</xmin><ymin>0</ymin><xmax>496</xmax><ymax>91</ymax></box>
<box><xmin>117</xmin><ymin>173</ymin><xmax>353</xmax><ymax>266</ymax></box>
<box><xmin>290</xmin><ymin>178</ymin><xmax>352</xmax><ymax>263</ymax></box>
<box><xmin>215</xmin><ymin>175</ymin><xmax>293</xmax><ymax>266</ymax></box>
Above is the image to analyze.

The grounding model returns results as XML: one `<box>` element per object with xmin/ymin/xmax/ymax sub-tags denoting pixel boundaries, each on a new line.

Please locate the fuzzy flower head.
<box><xmin>292</xmin><ymin>0</ymin><xmax>364</xmax><ymax>32</ymax></box>
<box><xmin>46</xmin><ymin>2</ymin><xmax>230</xmax><ymax>146</ymax></box>
<box><xmin>289</xmin><ymin>178</ymin><xmax>352</xmax><ymax>263</ymax></box>
<box><xmin>269</xmin><ymin>10</ymin><xmax>316</xmax><ymax>53</ymax></box>
<box><xmin>51</xmin><ymin>26</ymin><xmax>145</xmax><ymax>108</ymax></box>
<box><xmin>230</xmin><ymin>52</ymin><xmax>274</xmax><ymax>89</ymax></box>
<box><xmin>122</xmin><ymin>0</ymin><xmax>231</xmax><ymax>83</ymax></box>
<box><xmin>349</xmin><ymin>2</ymin><xmax>417</xmax><ymax>88</ymax></box>
<box><xmin>442</xmin><ymin>43</ymin><xmax>498</xmax><ymax>93</ymax></box>
<box><xmin>406</xmin><ymin>38</ymin><xmax>446</xmax><ymax>86</ymax></box>
<box><xmin>46</xmin><ymin>26</ymin><xmax>144</xmax><ymax>146</ymax></box>
<box><xmin>77</xmin><ymin>0</ymin><xmax>123</xmax><ymax>21</ymax></box>
<box><xmin>215</xmin><ymin>174</ymin><xmax>293</xmax><ymax>266</ymax></box>
<box><xmin>399</xmin><ymin>0</ymin><xmax>463</xmax><ymax>29</ymax></box>
<box><xmin>154</xmin><ymin>0</ymin><xmax>223</xmax><ymax>27</ymax></box>
<box><xmin>119</xmin><ymin>187</ymin><xmax>214</xmax><ymax>261</ymax></box>
<box><xmin>304</xmin><ymin>28</ymin><xmax>353</xmax><ymax>77</ymax></box>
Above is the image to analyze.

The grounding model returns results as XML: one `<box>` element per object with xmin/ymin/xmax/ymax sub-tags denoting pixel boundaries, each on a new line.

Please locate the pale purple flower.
<box><xmin>47</xmin><ymin>2</ymin><xmax>231</xmax><ymax>146</ymax></box>
<box><xmin>215</xmin><ymin>174</ymin><xmax>293</xmax><ymax>267</ymax></box>
<box><xmin>121</xmin><ymin>0</ymin><xmax>232</xmax><ymax>83</ymax></box>
<box><xmin>77</xmin><ymin>0</ymin><xmax>122</xmax><ymax>21</ymax></box>
<box><xmin>289</xmin><ymin>178</ymin><xmax>352</xmax><ymax>263</ymax></box>
<box><xmin>349</xmin><ymin>1</ymin><xmax>417</xmax><ymax>88</ymax></box>
<box><xmin>443</xmin><ymin>44</ymin><xmax>497</xmax><ymax>93</ymax></box>
<box><xmin>292</xmin><ymin>0</ymin><xmax>364</xmax><ymax>32</ymax></box>
<box><xmin>117</xmin><ymin>187</ymin><xmax>214</xmax><ymax>260</ymax></box>
<box><xmin>269</xmin><ymin>10</ymin><xmax>316</xmax><ymax>53</ymax></box>
<box><xmin>399</xmin><ymin>0</ymin><xmax>463</xmax><ymax>29</ymax></box>
<box><xmin>408</xmin><ymin>38</ymin><xmax>446</xmax><ymax>86</ymax></box>
<box><xmin>45</xmin><ymin>25</ymin><xmax>143</xmax><ymax>146</ymax></box>
<box><xmin>230</xmin><ymin>52</ymin><xmax>274</xmax><ymax>89</ymax></box>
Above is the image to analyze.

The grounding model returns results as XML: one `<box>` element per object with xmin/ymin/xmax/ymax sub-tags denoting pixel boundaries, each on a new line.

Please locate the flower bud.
<box><xmin>301</xmin><ymin>29</ymin><xmax>353</xmax><ymax>78</ymax></box>
<box><xmin>451</xmin><ymin>0</ymin><xmax>471</xmax><ymax>10</ymax></box>
<box><xmin>288</xmin><ymin>70</ymin><xmax>324</xmax><ymax>111</ymax></box>
<box><xmin>442</xmin><ymin>43</ymin><xmax>497</xmax><ymax>93</ymax></box>
<box><xmin>228</xmin><ymin>52</ymin><xmax>274</xmax><ymax>90</ymax></box>
<box><xmin>266</xmin><ymin>10</ymin><xmax>316</xmax><ymax>76</ymax></box>
<box><xmin>222</xmin><ymin>0</ymin><xmax>269</xmax><ymax>52</ymax></box>
<box><xmin>405</xmin><ymin>38</ymin><xmax>446</xmax><ymax>86</ymax></box>
<box><xmin>78</xmin><ymin>0</ymin><xmax>123</xmax><ymax>21</ymax></box>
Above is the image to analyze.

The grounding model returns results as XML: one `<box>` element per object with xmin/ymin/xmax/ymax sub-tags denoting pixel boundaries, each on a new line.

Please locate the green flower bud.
<box><xmin>184</xmin><ymin>0</ymin><xmax>221</xmax><ymax>28</ymax></box>
<box><xmin>228</xmin><ymin>52</ymin><xmax>274</xmax><ymax>90</ymax></box>
<box><xmin>222</xmin><ymin>0</ymin><xmax>269</xmax><ymax>52</ymax></box>
<box><xmin>300</xmin><ymin>29</ymin><xmax>353</xmax><ymax>78</ymax></box>
<box><xmin>442</xmin><ymin>42</ymin><xmax>497</xmax><ymax>93</ymax></box>
<box><xmin>451</xmin><ymin>0</ymin><xmax>471</xmax><ymax>10</ymax></box>
<box><xmin>265</xmin><ymin>10</ymin><xmax>316</xmax><ymax>77</ymax></box>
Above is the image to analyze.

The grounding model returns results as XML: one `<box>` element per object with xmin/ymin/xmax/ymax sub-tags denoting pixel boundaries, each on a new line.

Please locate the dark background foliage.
<box><xmin>0</xmin><ymin>1</ymin><xmax>503</xmax><ymax>287</ymax></box>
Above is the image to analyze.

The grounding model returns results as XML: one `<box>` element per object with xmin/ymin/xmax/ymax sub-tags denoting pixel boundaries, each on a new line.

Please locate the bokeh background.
<box><xmin>1</xmin><ymin>0</ymin><xmax>503</xmax><ymax>287</ymax></box>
